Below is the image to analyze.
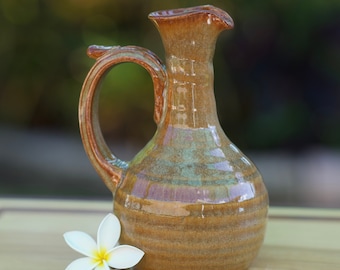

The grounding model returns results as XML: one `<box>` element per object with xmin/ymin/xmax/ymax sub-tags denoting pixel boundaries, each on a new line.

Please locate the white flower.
<box><xmin>64</xmin><ymin>213</ymin><xmax>144</xmax><ymax>270</ymax></box>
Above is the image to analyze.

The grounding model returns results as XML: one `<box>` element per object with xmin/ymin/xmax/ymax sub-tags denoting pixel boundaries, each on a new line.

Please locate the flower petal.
<box><xmin>97</xmin><ymin>213</ymin><xmax>121</xmax><ymax>251</ymax></box>
<box><xmin>65</xmin><ymin>257</ymin><xmax>98</xmax><ymax>270</ymax></box>
<box><xmin>107</xmin><ymin>245</ymin><xmax>144</xmax><ymax>269</ymax></box>
<box><xmin>64</xmin><ymin>231</ymin><xmax>97</xmax><ymax>257</ymax></box>
<box><xmin>94</xmin><ymin>260</ymin><xmax>110</xmax><ymax>270</ymax></box>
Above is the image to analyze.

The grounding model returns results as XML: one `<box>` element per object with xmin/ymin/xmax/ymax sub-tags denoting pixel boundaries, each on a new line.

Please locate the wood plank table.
<box><xmin>1</xmin><ymin>198</ymin><xmax>340</xmax><ymax>269</ymax></box>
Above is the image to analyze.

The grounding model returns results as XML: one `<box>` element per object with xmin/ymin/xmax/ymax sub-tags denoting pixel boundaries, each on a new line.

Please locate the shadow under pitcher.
<box><xmin>79</xmin><ymin>5</ymin><xmax>268</xmax><ymax>270</ymax></box>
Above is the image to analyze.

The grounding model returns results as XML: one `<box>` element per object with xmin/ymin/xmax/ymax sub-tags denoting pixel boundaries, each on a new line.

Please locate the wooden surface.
<box><xmin>1</xmin><ymin>198</ymin><xmax>340</xmax><ymax>269</ymax></box>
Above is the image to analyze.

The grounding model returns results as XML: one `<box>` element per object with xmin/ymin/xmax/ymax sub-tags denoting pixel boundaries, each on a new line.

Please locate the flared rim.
<box><xmin>149</xmin><ymin>5</ymin><xmax>215</xmax><ymax>18</ymax></box>
<box><xmin>148</xmin><ymin>5</ymin><xmax>233</xmax><ymax>29</ymax></box>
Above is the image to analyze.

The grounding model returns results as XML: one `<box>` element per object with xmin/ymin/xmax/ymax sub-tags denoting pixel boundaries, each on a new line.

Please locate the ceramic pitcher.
<box><xmin>79</xmin><ymin>5</ymin><xmax>268</xmax><ymax>270</ymax></box>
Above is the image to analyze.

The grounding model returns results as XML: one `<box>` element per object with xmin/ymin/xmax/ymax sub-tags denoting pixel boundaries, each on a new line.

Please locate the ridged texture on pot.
<box><xmin>79</xmin><ymin>5</ymin><xmax>269</xmax><ymax>270</ymax></box>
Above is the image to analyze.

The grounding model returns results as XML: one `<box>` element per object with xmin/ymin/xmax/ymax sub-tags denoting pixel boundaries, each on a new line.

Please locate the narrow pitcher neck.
<box><xmin>163</xmin><ymin>54</ymin><xmax>217</xmax><ymax>128</ymax></box>
<box><xmin>149</xmin><ymin>5</ymin><xmax>234</xmax><ymax>129</ymax></box>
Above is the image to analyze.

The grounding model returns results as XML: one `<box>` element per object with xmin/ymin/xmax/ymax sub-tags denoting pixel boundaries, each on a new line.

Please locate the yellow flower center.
<box><xmin>93</xmin><ymin>248</ymin><xmax>109</xmax><ymax>266</ymax></box>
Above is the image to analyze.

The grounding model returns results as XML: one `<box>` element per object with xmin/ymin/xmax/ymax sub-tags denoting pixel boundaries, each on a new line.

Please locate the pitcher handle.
<box><xmin>79</xmin><ymin>45</ymin><xmax>167</xmax><ymax>193</ymax></box>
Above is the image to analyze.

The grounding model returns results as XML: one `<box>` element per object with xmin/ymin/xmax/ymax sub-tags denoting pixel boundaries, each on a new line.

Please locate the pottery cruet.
<box><xmin>79</xmin><ymin>5</ymin><xmax>268</xmax><ymax>270</ymax></box>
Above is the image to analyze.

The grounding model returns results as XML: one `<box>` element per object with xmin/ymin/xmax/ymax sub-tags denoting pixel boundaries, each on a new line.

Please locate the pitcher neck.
<box><xmin>149</xmin><ymin>5</ymin><xmax>234</xmax><ymax>129</ymax></box>
<box><xmin>160</xmin><ymin>54</ymin><xmax>217</xmax><ymax>128</ymax></box>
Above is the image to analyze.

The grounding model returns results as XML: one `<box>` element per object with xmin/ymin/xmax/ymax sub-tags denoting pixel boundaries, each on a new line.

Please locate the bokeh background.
<box><xmin>0</xmin><ymin>0</ymin><xmax>339</xmax><ymax>206</ymax></box>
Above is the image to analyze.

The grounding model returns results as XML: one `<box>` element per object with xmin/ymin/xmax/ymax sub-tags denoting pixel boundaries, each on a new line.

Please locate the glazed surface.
<box><xmin>79</xmin><ymin>5</ymin><xmax>269</xmax><ymax>270</ymax></box>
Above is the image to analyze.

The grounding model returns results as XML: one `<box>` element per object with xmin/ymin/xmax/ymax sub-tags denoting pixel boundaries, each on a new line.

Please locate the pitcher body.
<box><xmin>79</xmin><ymin>5</ymin><xmax>268</xmax><ymax>270</ymax></box>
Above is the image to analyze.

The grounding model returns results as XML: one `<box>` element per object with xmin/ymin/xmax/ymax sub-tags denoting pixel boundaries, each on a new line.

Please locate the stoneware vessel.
<box><xmin>79</xmin><ymin>5</ymin><xmax>268</xmax><ymax>270</ymax></box>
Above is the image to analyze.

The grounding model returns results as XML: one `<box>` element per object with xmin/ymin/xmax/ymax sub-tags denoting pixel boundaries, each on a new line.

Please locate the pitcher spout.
<box><xmin>148</xmin><ymin>5</ymin><xmax>233</xmax><ymax>31</ymax></box>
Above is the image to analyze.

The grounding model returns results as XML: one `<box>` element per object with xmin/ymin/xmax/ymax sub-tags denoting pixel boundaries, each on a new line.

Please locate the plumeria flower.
<box><xmin>64</xmin><ymin>213</ymin><xmax>144</xmax><ymax>270</ymax></box>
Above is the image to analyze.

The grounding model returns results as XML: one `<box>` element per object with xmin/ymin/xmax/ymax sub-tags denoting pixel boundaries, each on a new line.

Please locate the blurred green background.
<box><xmin>0</xmin><ymin>0</ymin><xmax>339</xmax><ymax>206</ymax></box>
